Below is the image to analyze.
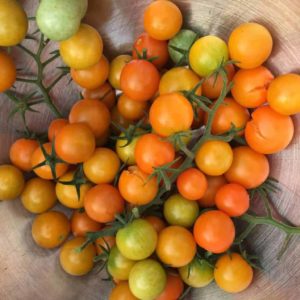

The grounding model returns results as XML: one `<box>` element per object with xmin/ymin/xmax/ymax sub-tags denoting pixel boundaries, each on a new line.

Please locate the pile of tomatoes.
<box><xmin>1</xmin><ymin>0</ymin><xmax>300</xmax><ymax>299</ymax></box>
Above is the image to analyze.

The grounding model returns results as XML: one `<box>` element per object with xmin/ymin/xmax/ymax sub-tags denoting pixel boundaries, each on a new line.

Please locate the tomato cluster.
<box><xmin>1</xmin><ymin>0</ymin><xmax>300</xmax><ymax>299</ymax></box>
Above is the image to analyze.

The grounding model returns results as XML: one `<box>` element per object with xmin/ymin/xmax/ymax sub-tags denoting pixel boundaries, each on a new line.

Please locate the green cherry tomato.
<box><xmin>116</xmin><ymin>133</ymin><xmax>141</xmax><ymax>165</ymax></box>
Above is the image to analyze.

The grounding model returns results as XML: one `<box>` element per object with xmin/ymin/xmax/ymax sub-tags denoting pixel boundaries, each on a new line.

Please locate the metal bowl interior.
<box><xmin>1</xmin><ymin>0</ymin><xmax>300</xmax><ymax>299</ymax></box>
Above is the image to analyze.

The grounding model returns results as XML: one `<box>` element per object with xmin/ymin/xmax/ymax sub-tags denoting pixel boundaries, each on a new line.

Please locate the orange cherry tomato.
<box><xmin>156</xmin><ymin>273</ymin><xmax>184</xmax><ymax>300</ymax></box>
<box><xmin>109</xmin><ymin>281</ymin><xmax>138</xmax><ymax>300</ymax></box>
<box><xmin>231</xmin><ymin>66</ymin><xmax>274</xmax><ymax>108</ymax></box>
<box><xmin>144</xmin><ymin>215</ymin><xmax>166</xmax><ymax>234</ymax></box>
<box><xmin>109</xmin><ymin>54</ymin><xmax>132</xmax><ymax>90</ymax></box>
<box><xmin>245</xmin><ymin>106</ymin><xmax>294</xmax><ymax>154</ymax></box>
<box><xmin>225</xmin><ymin>146</ymin><xmax>269</xmax><ymax>189</ymax></box>
<box><xmin>96</xmin><ymin>234</ymin><xmax>116</xmax><ymax>255</ymax></box>
<box><xmin>111</xmin><ymin>106</ymin><xmax>134</xmax><ymax>134</ymax></box>
<box><xmin>0</xmin><ymin>51</ymin><xmax>16</xmax><ymax>92</ymax></box>
<box><xmin>177</xmin><ymin>168</ymin><xmax>208</xmax><ymax>201</ymax></box>
<box><xmin>144</xmin><ymin>0</ymin><xmax>183</xmax><ymax>40</ymax></box>
<box><xmin>193</xmin><ymin>210</ymin><xmax>235</xmax><ymax>253</ymax></box>
<box><xmin>48</xmin><ymin>119</ymin><xmax>68</xmax><ymax>142</ymax></box>
<box><xmin>9</xmin><ymin>138</ymin><xmax>39</xmax><ymax>172</ymax></box>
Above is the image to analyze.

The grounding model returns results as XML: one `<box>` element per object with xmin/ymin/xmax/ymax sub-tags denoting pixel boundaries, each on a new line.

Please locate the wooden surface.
<box><xmin>1</xmin><ymin>0</ymin><xmax>300</xmax><ymax>299</ymax></box>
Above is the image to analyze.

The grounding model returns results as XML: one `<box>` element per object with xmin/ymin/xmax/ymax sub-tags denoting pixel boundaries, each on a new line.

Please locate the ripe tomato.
<box><xmin>0</xmin><ymin>51</ymin><xmax>16</xmax><ymax>92</ymax></box>
<box><xmin>9</xmin><ymin>138</ymin><xmax>39</xmax><ymax>172</ymax></box>
<box><xmin>111</xmin><ymin>106</ymin><xmax>134</xmax><ymax>134</ymax></box>
<box><xmin>133</xmin><ymin>32</ymin><xmax>169</xmax><ymax>68</ymax></box>
<box><xmin>83</xmin><ymin>148</ymin><xmax>120</xmax><ymax>184</ymax></box>
<box><xmin>109</xmin><ymin>282</ymin><xmax>138</xmax><ymax>300</ymax></box>
<box><xmin>59</xmin><ymin>237</ymin><xmax>96</xmax><ymax>276</ymax></box>
<box><xmin>96</xmin><ymin>234</ymin><xmax>116</xmax><ymax>255</ymax></box>
<box><xmin>245</xmin><ymin>106</ymin><xmax>294</xmax><ymax>154</ymax></box>
<box><xmin>129</xmin><ymin>259</ymin><xmax>167</xmax><ymax>300</ymax></box>
<box><xmin>118</xmin><ymin>166</ymin><xmax>158</xmax><ymax>205</ymax></box>
<box><xmin>268</xmin><ymin>73</ymin><xmax>300</xmax><ymax>115</ymax></box>
<box><xmin>135</xmin><ymin>133</ymin><xmax>175</xmax><ymax>174</ymax></box>
<box><xmin>21</xmin><ymin>178</ymin><xmax>56</xmax><ymax>214</ymax></box>
<box><xmin>156</xmin><ymin>273</ymin><xmax>184</xmax><ymax>300</ymax></box>
<box><xmin>116</xmin><ymin>133</ymin><xmax>141</xmax><ymax>165</ymax></box>
<box><xmin>189</xmin><ymin>36</ymin><xmax>229</xmax><ymax>77</ymax></box>
<box><xmin>0</xmin><ymin>0</ymin><xmax>28</xmax><ymax>46</ymax></box>
<box><xmin>109</xmin><ymin>55</ymin><xmax>132</xmax><ymax>90</ymax></box>
<box><xmin>60</xmin><ymin>24</ymin><xmax>103</xmax><ymax>69</ymax></box>
<box><xmin>164</xmin><ymin>194</ymin><xmax>199</xmax><ymax>228</ymax></box>
<box><xmin>143</xmin><ymin>0</ymin><xmax>182</xmax><ymax>40</ymax></box>
<box><xmin>143</xmin><ymin>216</ymin><xmax>166</xmax><ymax>234</ymax></box>
<box><xmin>231</xmin><ymin>66</ymin><xmax>274</xmax><ymax>108</ymax></box>
<box><xmin>55</xmin><ymin>123</ymin><xmax>96</xmax><ymax>164</ymax></box>
<box><xmin>82</xmin><ymin>82</ymin><xmax>116</xmax><ymax>110</ymax></box>
<box><xmin>69</xmin><ymin>99</ymin><xmax>111</xmax><ymax>139</ymax></box>
<box><xmin>215</xmin><ymin>183</ymin><xmax>250</xmax><ymax>217</ymax></box>
<box><xmin>84</xmin><ymin>184</ymin><xmax>125</xmax><ymax>223</ymax></box>
<box><xmin>116</xmin><ymin>219</ymin><xmax>157</xmax><ymax>261</ymax></box>
<box><xmin>179</xmin><ymin>258</ymin><xmax>214</xmax><ymax>288</ymax></box>
<box><xmin>48</xmin><ymin>119</ymin><xmax>68</xmax><ymax>142</ymax></box>
<box><xmin>71</xmin><ymin>55</ymin><xmax>109</xmax><ymax>90</ymax></box>
<box><xmin>32</xmin><ymin>211</ymin><xmax>70</xmax><ymax>249</ymax></box>
<box><xmin>159</xmin><ymin>67</ymin><xmax>201</xmax><ymax>95</ymax></box>
<box><xmin>228</xmin><ymin>22</ymin><xmax>273</xmax><ymax>69</ymax></box>
<box><xmin>31</xmin><ymin>143</ymin><xmax>69</xmax><ymax>180</ymax></box>
<box><xmin>156</xmin><ymin>226</ymin><xmax>196</xmax><ymax>267</ymax></box>
<box><xmin>206</xmin><ymin>97</ymin><xmax>250</xmax><ymax>135</ymax></box>
<box><xmin>193</xmin><ymin>210</ymin><xmax>235</xmax><ymax>253</ymax></box>
<box><xmin>0</xmin><ymin>164</ymin><xmax>24</xmax><ymax>201</ymax></box>
<box><xmin>107</xmin><ymin>246</ymin><xmax>136</xmax><ymax>280</ymax></box>
<box><xmin>149</xmin><ymin>93</ymin><xmax>194</xmax><ymax>137</ymax></box>
<box><xmin>202</xmin><ymin>64</ymin><xmax>235</xmax><ymax>99</ymax></box>
<box><xmin>117</xmin><ymin>94</ymin><xmax>148</xmax><ymax>121</ymax></box>
<box><xmin>120</xmin><ymin>60</ymin><xmax>160</xmax><ymax>102</ymax></box>
<box><xmin>225</xmin><ymin>146</ymin><xmax>269</xmax><ymax>189</ymax></box>
<box><xmin>214</xmin><ymin>253</ymin><xmax>253</xmax><ymax>293</ymax></box>
<box><xmin>198</xmin><ymin>175</ymin><xmax>227</xmax><ymax>208</ymax></box>
<box><xmin>71</xmin><ymin>209</ymin><xmax>102</xmax><ymax>237</ymax></box>
<box><xmin>195</xmin><ymin>141</ymin><xmax>233</xmax><ymax>176</ymax></box>
<box><xmin>177</xmin><ymin>168</ymin><xmax>208</xmax><ymax>201</ymax></box>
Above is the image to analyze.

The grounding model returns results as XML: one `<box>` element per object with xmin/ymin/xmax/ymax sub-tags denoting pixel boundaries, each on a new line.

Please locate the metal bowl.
<box><xmin>1</xmin><ymin>0</ymin><xmax>300</xmax><ymax>299</ymax></box>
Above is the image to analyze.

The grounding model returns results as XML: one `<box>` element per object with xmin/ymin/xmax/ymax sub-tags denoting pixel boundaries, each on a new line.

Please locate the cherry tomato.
<box><xmin>195</xmin><ymin>141</ymin><xmax>233</xmax><ymax>176</ymax></box>
<box><xmin>71</xmin><ymin>209</ymin><xmax>102</xmax><ymax>237</ymax></box>
<box><xmin>116</xmin><ymin>133</ymin><xmax>141</xmax><ymax>165</ymax></box>
<box><xmin>59</xmin><ymin>237</ymin><xmax>96</xmax><ymax>276</ymax></box>
<box><xmin>156</xmin><ymin>273</ymin><xmax>184</xmax><ymax>300</ymax></box>
<box><xmin>129</xmin><ymin>259</ymin><xmax>167</xmax><ymax>300</ymax></box>
<box><xmin>268</xmin><ymin>73</ymin><xmax>300</xmax><ymax>115</ymax></box>
<box><xmin>149</xmin><ymin>92</ymin><xmax>194</xmax><ymax>137</ymax></box>
<box><xmin>118</xmin><ymin>166</ymin><xmax>158</xmax><ymax>205</ymax></box>
<box><xmin>55</xmin><ymin>123</ymin><xmax>96</xmax><ymax>164</ymax></box>
<box><xmin>120</xmin><ymin>60</ymin><xmax>160</xmax><ymax>102</ymax></box>
<box><xmin>31</xmin><ymin>143</ymin><xmax>69</xmax><ymax>180</ymax></box>
<box><xmin>71</xmin><ymin>55</ymin><xmax>109</xmax><ymax>90</ymax></box>
<box><xmin>48</xmin><ymin>119</ymin><xmax>68</xmax><ymax>142</ymax></box>
<box><xmin>111</xmin><ymin>106</ymin><xmax>134</xmax><ymax>134</ymax></box>
<box><xmin>189</xmin><ymin>36</ymin><xmax>229</xmax><ymax>77</ymax></box>
<box><xmin>164</xmin><ymin>194</ymin><xmax>199</xmax><ymax>228</ymax></box>
<box><xmin>245</xmin><ymin>106</ymin><xmax>294</xmax><ymax>154</ymax></box>
<box><xmin>21</xmin><ymin>178</ymin><xmax>56</xmax><ymax>213</ymax></box>
<box><xmin>193</xmin><ymin>210</ymin><xmax>235</xmax><ymax>253</ymax></box>
<box><xmin>107</xmin><ymin>246</ymin><xmax>136</xmax><ymax>280</ymax></box>
<box><xmin>156</xmin><ymin>226</ymin><xmax>196</xmax><ymax>267</ymax></box>
<box><xmin>231</xmin><ymin>66</ymin><xmax>274</xmax><ymax>108</ymax></box>
<box><xmin>133</xmin><ymin>32</ymin><xmax>169</xmax><ymax>69</ymax></box>
<box><xmin>32</xmin><ymin>211</ymin><xmax>70</xmax><ymax>249</ymax></box>
<box><xmin>83</xmin><ymin>148</ymin><xmax>120</xmax><ymax>184</ymax></box>
<box><xmin>214</xmin><ymin>253</ymin><xmax>253</xmax><ymax>293</ymax></box>
<box><xmin>0</xmin><ymin>51</ymin><xmax>16</xmax><ymax>92</ymax></box>
<box><xmin>135</xmin><ymin>133</ymin><xmax>175</xmax><ymax>174</ymax></box>
<box><xmin>225</xmin><ymin>146</ymin><xmax>269</xmax><ymax>189</ymax></box>
<box><xmin>96</xmin><ymin>234</ymin><xmax>116</xmax><ymax>255</ymax></box>
<box><xmin>0</xmin><ymin>164</ymin><xmax>24</xmax><ymax>201</ymax></box>
<box><xmin>143</xmin><ymin>0</ymin><xmax>182</xmax><ymax>40</ymax></box>
<box><xmin>9</xmin><ymin>138</ymin><xmax>39</xmax><ymax>172</ymax></box>
<box><xmin>202</xmin><ymin>64</ymin><xmax>235</xmax><ymax>99</ymax></box>
<box><xmin>60</xmin><ymin>24</ymin><xmax>103</xmax><ymax>69</ymax></box>
<box><xmin>109</xmin><ymin>55</ymin><xmax>132</xmax><ymax>90</ymax></box>
<box><xmin>109</xmin><ymin>281</ymin><xmax>138</xmax><ymax>300</ymax></box>
<box><xmin>84</xmin><ymin>184</ymin><xmax>125</xmax><ymax>223</ymax></box>
<box><xmin>179</xmin><ymin>258</ymin><xmax>214</xmax><ymax>288</ymax></box>
<box><xmin>69</xmin><ymin>99</ymin><xmax>111</xmax><ymax>139</ymax></box>
<box><xmin>143</xmin><ymin>216</ymin><xmax>166</xmax><ymax>234</ymax></box>
<box><xmin>228</xmin><ymin>22</ymin><xmax>273</xmax><ymax>69</ymax></box>
<box><xmin>177</xmin><ymin>168</ymin><xmax>208</xmax><ymax>201</ymax></box>
<box><xmin>116</xmin><ymin>219</ymin><xmax>157</xmax><ymax>261</ymax></box>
